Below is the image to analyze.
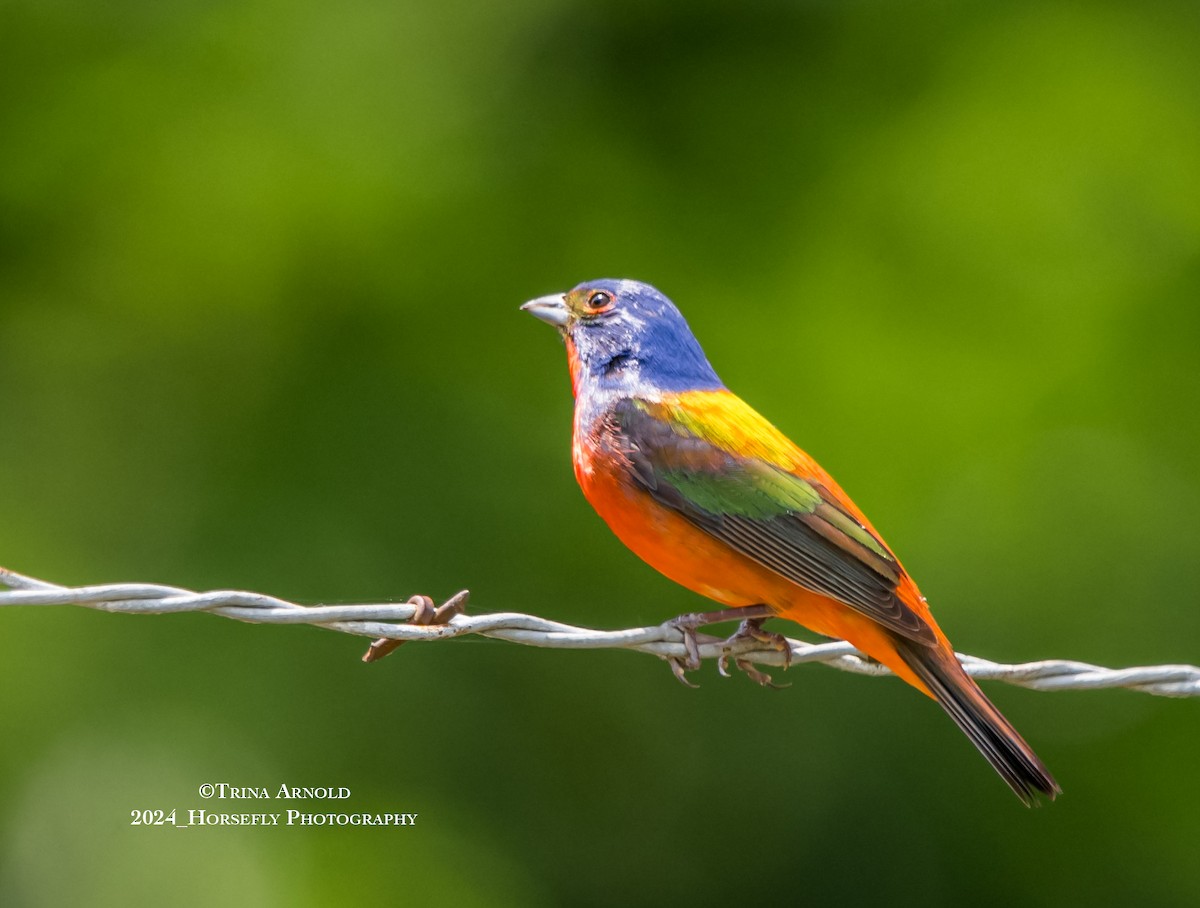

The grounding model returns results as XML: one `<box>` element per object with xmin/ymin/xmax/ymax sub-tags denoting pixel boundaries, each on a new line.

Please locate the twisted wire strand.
<box><xmin>2</xmin><ymin>567</ymin><xmax>1196</xmax><ymax>697</ymax></box>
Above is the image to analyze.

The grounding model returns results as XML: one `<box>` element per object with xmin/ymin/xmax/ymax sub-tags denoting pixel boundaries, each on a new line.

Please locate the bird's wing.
<box><xmin>614</xmin><ymin>394</ymin><xmax>937</xmax><ymax>646</ymax></box>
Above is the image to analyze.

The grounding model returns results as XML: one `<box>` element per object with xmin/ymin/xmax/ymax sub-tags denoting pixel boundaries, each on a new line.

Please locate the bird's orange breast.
<box><xmin>577</xmin><ymin>448</ymin><xmax>766</xmax><ymax>606</ymax></box>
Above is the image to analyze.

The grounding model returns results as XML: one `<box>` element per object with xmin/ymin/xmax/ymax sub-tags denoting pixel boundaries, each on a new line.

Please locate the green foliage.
<box><xmin>1</xmin><ymin>1</ymin><xmax>1198</xmax><ymax>905</ymax></box>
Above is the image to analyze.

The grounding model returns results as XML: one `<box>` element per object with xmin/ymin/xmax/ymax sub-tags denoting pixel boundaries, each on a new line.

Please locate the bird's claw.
<box><xmin>676</xmin><ymin>620</ymin><xmax>704</xmax><ymax>671</ymax></box>
<box><xmin>362</xmin><ymin>590</ymin><xmax>470</xmax><ymax>663</ymax></box>
<box><xmin>716</xmin><ymin>617</ymin><xmax>793</xmax><ymax>689</ymax></box>
<box><xmin>662</xmin><ymin>605</ymin><xmax>778</xmax><ymax>687</ymax></box>
<box><xmin>667</xmin><ymin>657</ymin><xmax>701</xmax><ymax>689</ymax></box>
<box><xmin>664</xmin><ymin>612</ymin><xmax>710</xmax><ymax>686</ymax></box>
<box><xmin>730</xmin><ymin>658</ymin><xmax>788</xmax><ymax>688</ymax></box>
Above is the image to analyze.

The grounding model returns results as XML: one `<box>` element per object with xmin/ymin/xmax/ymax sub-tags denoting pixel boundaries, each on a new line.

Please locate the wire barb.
<box><xmin>1</xmin><ymin>567</ymin><xmax>1197</xmax><ymax>697</ymax></box>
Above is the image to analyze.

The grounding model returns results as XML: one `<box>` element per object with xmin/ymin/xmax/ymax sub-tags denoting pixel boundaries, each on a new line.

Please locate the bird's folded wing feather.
<box><xmin>614</xmin><ymin>395</ymin><xmax>936</xmax><ymax>646</ymax></box>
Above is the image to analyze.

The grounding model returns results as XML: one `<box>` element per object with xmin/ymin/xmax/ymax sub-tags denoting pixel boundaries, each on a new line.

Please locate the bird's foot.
<box><xmin>362</xmin><ymin>590</ymin><xmax>470</xmax><ymax>663</ymax></box>
<box><xmin>663</xmin><ymin>604</ymin><xmax>776</xmax><ymax>688</ymax></box>
<box><xmin>717</xmin><ymin>617</ymin><xmax>793</xmax><ymax>689</ymax></box>
<box><xmin>664</xmin><ymin>611</ymin><xmax>716</xmax><ymax>687</ymax></box>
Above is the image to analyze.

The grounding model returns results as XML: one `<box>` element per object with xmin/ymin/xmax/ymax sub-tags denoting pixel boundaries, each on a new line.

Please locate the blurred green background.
<box><xmin>1</xmin><ymin>0</ymin><xmax>1198</xmax><ymax>905</ymax></box>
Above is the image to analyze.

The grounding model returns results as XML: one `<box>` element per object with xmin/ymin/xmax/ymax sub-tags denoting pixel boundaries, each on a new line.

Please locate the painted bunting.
<box><xmin>523</xmin><ymin>279</ymin><xmax>1059</xmax><ymax>805</ymax></box>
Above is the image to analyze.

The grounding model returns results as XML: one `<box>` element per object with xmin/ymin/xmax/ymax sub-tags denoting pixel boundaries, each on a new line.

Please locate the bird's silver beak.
<box><xmin>520</xmin><ymin>293</ymin><xmax>570</xmax><ymax>327</ymax></box>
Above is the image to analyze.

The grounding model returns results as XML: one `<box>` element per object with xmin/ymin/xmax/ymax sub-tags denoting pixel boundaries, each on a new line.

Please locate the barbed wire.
<box><xmin>1</xmin><ymin>566</ymin><xmax>1197</xmax><ymax>696</ymax></box>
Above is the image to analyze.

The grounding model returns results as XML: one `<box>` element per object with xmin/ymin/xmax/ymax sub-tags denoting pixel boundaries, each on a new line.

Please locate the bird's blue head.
<box><xmin>521</xmin><ymin>279</ymin><xmax>724</xmax><ymax>396</ymax></box>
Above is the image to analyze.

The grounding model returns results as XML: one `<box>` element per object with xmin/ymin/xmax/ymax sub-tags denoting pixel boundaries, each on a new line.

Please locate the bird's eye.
<box><xmin>586</xmin><ymin>291</ymin><xmax>614</xmax><ymax>313</ymax></box>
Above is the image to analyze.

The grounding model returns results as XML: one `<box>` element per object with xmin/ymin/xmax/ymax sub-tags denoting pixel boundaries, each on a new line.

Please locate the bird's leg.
<box><xmin>716</xmin><ymin>615</ymin><xmax>793</xmax><ymax>689</ymax></box>
<box><xmin>663</xmin><ymin>604</ymin><xmax>775</xmax><ymax>686</ymax></box>
<box><xmin>362</xmin><ymin>591</ymin><xmax>470</xmax><ymax>663</ymax></box>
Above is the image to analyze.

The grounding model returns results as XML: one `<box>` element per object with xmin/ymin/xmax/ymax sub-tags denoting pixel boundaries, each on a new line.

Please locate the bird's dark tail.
<box><xmin>893</xmin><ymin>637</ymin><xmax>1061</xmax><ymax>806</ymax></box>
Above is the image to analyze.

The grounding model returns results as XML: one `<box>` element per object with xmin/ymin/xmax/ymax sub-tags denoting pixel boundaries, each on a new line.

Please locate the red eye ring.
<box><xmin>586</xmin><ymin>290</ymin><xmax>615</xmax><ymax>313</ymax></box>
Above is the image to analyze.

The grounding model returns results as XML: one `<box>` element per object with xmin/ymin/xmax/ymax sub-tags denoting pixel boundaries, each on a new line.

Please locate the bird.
<box><xmin>522</xmin><ymin>278</ymin><xmax>1059</xmax><ymax>805</ymax></box>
